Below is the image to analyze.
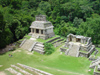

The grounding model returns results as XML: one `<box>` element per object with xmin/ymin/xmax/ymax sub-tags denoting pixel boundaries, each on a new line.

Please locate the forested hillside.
<box><xmin>0</xmin><ymin>0</ymin><xmax>100</xmax><ymax>48</ymax></box>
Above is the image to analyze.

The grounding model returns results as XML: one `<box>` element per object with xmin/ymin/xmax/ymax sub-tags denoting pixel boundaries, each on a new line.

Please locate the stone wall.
<box><xmin>64</xmin><ymin>42</ymin><xmax>70</xmax><ymax>48</ymax></box>
<box><xmin>54</xmin><ymin>42</ymin><xmax>63</xmax><ymax>47</ymax></box>
<box><xmin>78</xmin><ymin>52</ymin><xmax>89</xmax><ymax>58</ymax></box>
<box><xmin>36</xmin><ymin>15</ymin><xmax>46</xmax><ymax>21</ymax></box>
<box><xmin>39</xmin><ymin>32</ymin><xmax>55</xmax><ymax>40</ymax></box>
<box><xmin>48</xmin><ymin>32</ymin><xmax>55</xmax><ymax>38</ymax></box>
<box><xmin>79</xmin><ymin>46</ymin><xmax>95</xmax><ymax>58</ymax></box>
<box><xmin>94</xmin><ymin>66</ymin><xmax>100</xmax><ymax>75</ymax></box>
<box><xmin>60</xmin><ymin>48</ymin><xmax>67</xmax><ymax>52</ymax></box>
<box><xmin>44</xmin><ymin>23</ymin><xmax>52</xmax><ymax>28</ymax></box>
<box><xmin>52</xmin><ymin>39</ymin><xmax>63</xmax><ymax>44</ymax></box>
<box><xmin>80</xmin><ymin>43</ymin><xmax>92</xmax><ymax>51</ymax></box>
<box><xmin>94</xmin><ymin>72</ymin><xmax>100</xmax><ymax>75</ymax></box>
<box><xmin>34</xmin><ymin>49</ymin><xmax>45</xmax><ymax>54</ymax></box>
<box><xmin>46</xmin><ymin>36</ymin><xmax>60</xmax><ymax>43</ymax></box>
<box><xmin>39</xmin><ymin>35</ymin><xmax>48</xmax><ymax>40</ymax></box>
<box><xmin>47</xmin><ymin>28</ymin><xmax>53</xmax><ymax>34</ymax></box>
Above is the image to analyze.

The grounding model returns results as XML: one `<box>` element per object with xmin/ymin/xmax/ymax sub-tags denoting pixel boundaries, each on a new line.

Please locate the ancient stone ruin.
<box><xmin>29</xmin><ymin>15</ymin><xmax>55</xmax><ymax>40</ymax></box>
<box><xmin>20</xmin><ymin>15</ymin><xmax>55</xmax><ymax>54</ymax></box>
<box><xmin>89</xmin><ymin>57</ymin><xmax>100</xmax><ymax>75</ymax></box>
<box><xmin>60</xmin><ymin>34</ymin><xmax>97</xmax><ymax>57</ymax></box>
<box><xmin>6</xmin><ymin>63</ymin><xmax>53</xmax><ymax>75</ymax></box>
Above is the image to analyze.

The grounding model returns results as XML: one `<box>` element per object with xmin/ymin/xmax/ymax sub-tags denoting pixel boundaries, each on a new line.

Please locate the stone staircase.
<box><xmin>11</xmin><ymin>65</ymin><xmax>33</xmax><ymax>75</ymax></box>
<box><xmin>65</xmin><ymin>43</ymin><xmax>73</xmax><ymax>55</ymax></box>
<box><xmin>33</xmin><ymin>42</ymin><xmax>45</xmax><ymax>54</ymax></box>
<box><xmin>21</xmin><ymin>39</ymin><xmax>35</xmax><ymax>51</ymax></box>
<box><xmin>32</xmin><ymin>34</ymin><xmax>40</xmax><ymax>39</ymax></box>
<box><xmin>5</xmin><ymin>67</ymin><xmax>22</xmax><ymax>75</ymax></box>
<box><xmin>19</xmin><ymin>39</ymin><xmax>27</xmax><ymax>47</ymax></box>
<box><xmin>5</xmin><ymin>63</ymin><xmax>53</xmax><ymax>75</ymax></box>
<box><xmin>67</xmin><ymin>44</ymin><xmax>80</xmax><ymax>57</ymax></box>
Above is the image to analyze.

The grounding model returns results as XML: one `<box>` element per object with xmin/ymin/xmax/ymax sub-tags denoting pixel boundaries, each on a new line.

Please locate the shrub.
<box><xmin>44</xmin><ymin>43</ymin><xmax>54</xmax><ymax>55</ymax></box>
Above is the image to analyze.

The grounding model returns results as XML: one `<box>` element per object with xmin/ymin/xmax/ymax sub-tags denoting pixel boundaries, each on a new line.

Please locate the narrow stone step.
<box><xmin>17</xmin><ymin>63</ymin><xmax>43</xmax><ymax>75</ymax></box>
<box><xmin>37</xmin><ymin>42</ymin><xmax>44</xmax><ymax>45</ymax></box>
<box><xmin>5</xmin><ymin>67</ymin><xmax>22</xmax><ymax>75</ymax></box>
<box><xmin>17</xmin><ymin>63</ymin><xmax>53</xmax><ymax>75</ymax></box>
<box><xmin>11</xmin><ymin>65</ymin><xmax>33</xmax><ymax>75</ymax></box>
<box><xmin>51</xmin><ymin>39</ymin><xmax>64</xmax><ymax>44</ymax></box>
<box><xmin>33</xmin><ymin>48</ymin><xmax>44</xmax><ymax>51</ymax></box>
<box><xmin>33</xmin><ymin>48</ymin><xmax>45</xmax><ymax>53</ymax></box>
<box><xmin>36</xmin><ymin>44</ymin><xmax>44</xmax><ymax>47</ymax></box>
<box><xmin>32</xmin><ymin>34</ymin><xmax>39</xmax><ymax>39</ymax></box>
<box><xmin>34</xmin><ymin>46</ymin><xmax>44</xmax><ymax>50</ymax></box>
<box><xmin>46</xmin><ymin>36</ymin><xmax>60</xmax><ymax>43</ymax></box>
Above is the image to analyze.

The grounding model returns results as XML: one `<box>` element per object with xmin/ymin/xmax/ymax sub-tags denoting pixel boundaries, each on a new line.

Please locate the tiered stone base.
<box><xmin>28</xmin><ymin>32</ymin><xmax>55</xmax><ymax>40</ymax></box>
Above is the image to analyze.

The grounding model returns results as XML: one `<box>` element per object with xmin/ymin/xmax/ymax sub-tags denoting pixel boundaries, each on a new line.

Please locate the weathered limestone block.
<box><xmin>94</xmin><ymin>66</ymin><xmax>100</xmax><ymax>75</ymax></box>
<box><xmin>30</xmin><ymin>15</ymin><xmax>55</xmax><ymax>40</ymax></box>
<box><xmin>97</xmin><ymin>65</ymin><xmax>100</xmax><ymax>71</ymax></box>
<box><xmin>60</xmin><ymin>48</ymin><xmax>67</xmax><ymax>52</ymax></box>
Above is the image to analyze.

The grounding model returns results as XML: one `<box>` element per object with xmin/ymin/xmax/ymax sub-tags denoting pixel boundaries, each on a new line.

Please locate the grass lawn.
<box><xmin>0</xmin><ymin>43</ymin><xmax>98</xmax><ymax>75</ymax></box>
<box><xmin>95</xmin><ymin>47</ymin><xmax>100</xmax><ymax>56</ymax></box>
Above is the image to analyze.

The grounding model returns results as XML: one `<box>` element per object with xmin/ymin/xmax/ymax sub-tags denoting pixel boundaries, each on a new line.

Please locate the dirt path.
<box><xmin>0</xmin><ymin>71</ymin><xmax>7</xmax><ymax>75</ymax></box>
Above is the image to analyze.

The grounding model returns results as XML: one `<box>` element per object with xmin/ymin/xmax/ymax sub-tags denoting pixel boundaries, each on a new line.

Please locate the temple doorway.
<box><xmin>36</xmin><ymin>29</ymin><xmax>39</xmax><ymax>33</ymax></box>
<box><xmin>77</xmin><ymin>38</ymin><xmax>81</xmax><ymax>42</ymax></box>
<box><xmin>33</xmin><ymin>29</ymin><xmax>34</xmax><ymax>33</ymax></box>
<box><xmin>41</xmin><ymin>30</ymin><xmax>43</xmax><ymax>34</ymax></box>
<box><xmin>69</xmin><ymin>36</ymin><xmax>72</xmax><ymax>41</ymax></box>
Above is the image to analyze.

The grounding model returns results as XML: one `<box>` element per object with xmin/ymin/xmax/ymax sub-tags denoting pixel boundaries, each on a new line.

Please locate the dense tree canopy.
<box><xmin>0</xmin><ymin>0</ymin><xmax>100</xmax><ymax>49</ymax></box>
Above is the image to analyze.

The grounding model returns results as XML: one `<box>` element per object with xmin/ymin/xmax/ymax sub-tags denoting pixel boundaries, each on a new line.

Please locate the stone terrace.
<box><xmin>5</xmin><ymin>63</ymin><xmax>53</xmax><ymax>75</ymax></box>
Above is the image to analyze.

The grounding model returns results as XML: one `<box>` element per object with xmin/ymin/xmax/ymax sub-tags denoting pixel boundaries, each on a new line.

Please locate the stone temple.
<box><xmin>20</xmin><ymin>15</ymin><xmax>55</xmax><ymax>54</ymax></box>
<box><xmin>60</xmin><ymin>34</ymin><xmax>97</xmax><ymax>58</ymax></box>
<box><xmin>29</xmin><ymin>15</ymin><xmax>55</xmax><ymax>40</ymax></box>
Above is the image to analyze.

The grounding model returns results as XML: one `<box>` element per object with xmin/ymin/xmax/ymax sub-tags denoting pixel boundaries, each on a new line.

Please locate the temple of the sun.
<box><xmin>29</xmin><ymin>15</ymin><xmax>55</xmax><ymax>40</ymax></box>
<box><xmin>20</xmin><ymin>15</ymin><xmax>55</xmax><ymax>53</ymax></box>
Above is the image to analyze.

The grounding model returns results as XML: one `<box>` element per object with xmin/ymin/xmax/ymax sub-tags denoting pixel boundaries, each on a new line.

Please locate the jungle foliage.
<box><xmin>44</xmin><ymin>43</ymin><xmax>54</xmax><ymax>55</ymax></box>
<box><xmin>0</xmin><ymin>0</ymin><xmax>100</xmax><ymax>48</ymax></box>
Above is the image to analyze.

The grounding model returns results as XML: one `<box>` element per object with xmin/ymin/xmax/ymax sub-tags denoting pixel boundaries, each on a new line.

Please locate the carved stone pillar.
<box><xmin>34</xmin><ymin>29</ymin><xmax>36</xmax><ymax>33</ymax></box>
<box><xmin>43</xmin><ymin>30</ymin><xmax>46</xmax><ymax>34</ymax></box>
<box><xmin>39</xmin><ymin>29</ymin><xmax>41</xmax><ymax>34</ymax></box>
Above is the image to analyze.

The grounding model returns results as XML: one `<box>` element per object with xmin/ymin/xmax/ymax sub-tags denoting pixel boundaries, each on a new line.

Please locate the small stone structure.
<box><xmin>89</xmin><ymin>57</ymin><xmax>100</xmax><ymax>75</ymax></box>
<box><xmin>29</xmin><ymin>15</ymin><xmax>55</xmax><ymax>40</ymax></box>
<box><xmin>60</xmin><ymin>34</ymin><xmax>96</xmax><ymax>57</ymax></box>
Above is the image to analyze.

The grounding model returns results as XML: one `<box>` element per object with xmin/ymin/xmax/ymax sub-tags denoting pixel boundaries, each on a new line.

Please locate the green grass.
<box><xmin>0</xmin><ymin>44</ymin><xmax>97</xmax><ymax>75</ymax></box>
<box><xmin>95</xmin><ymin>47</ymin><xmax>100</xmax><ymax>56</ymax></box>
<box><xmin>5</xmin><ymin>70</ymin><xmax>14</xmax><ymax>75</ymax></box>
<box><xmin>36</xmin><ymin>38</ymin><xmax>46</xmax><ymax>43</ymax></box>
<box><xmin>16</xmin><ymin>64</ymin><xmax>38</xmax><ymax>75</ymax></box>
